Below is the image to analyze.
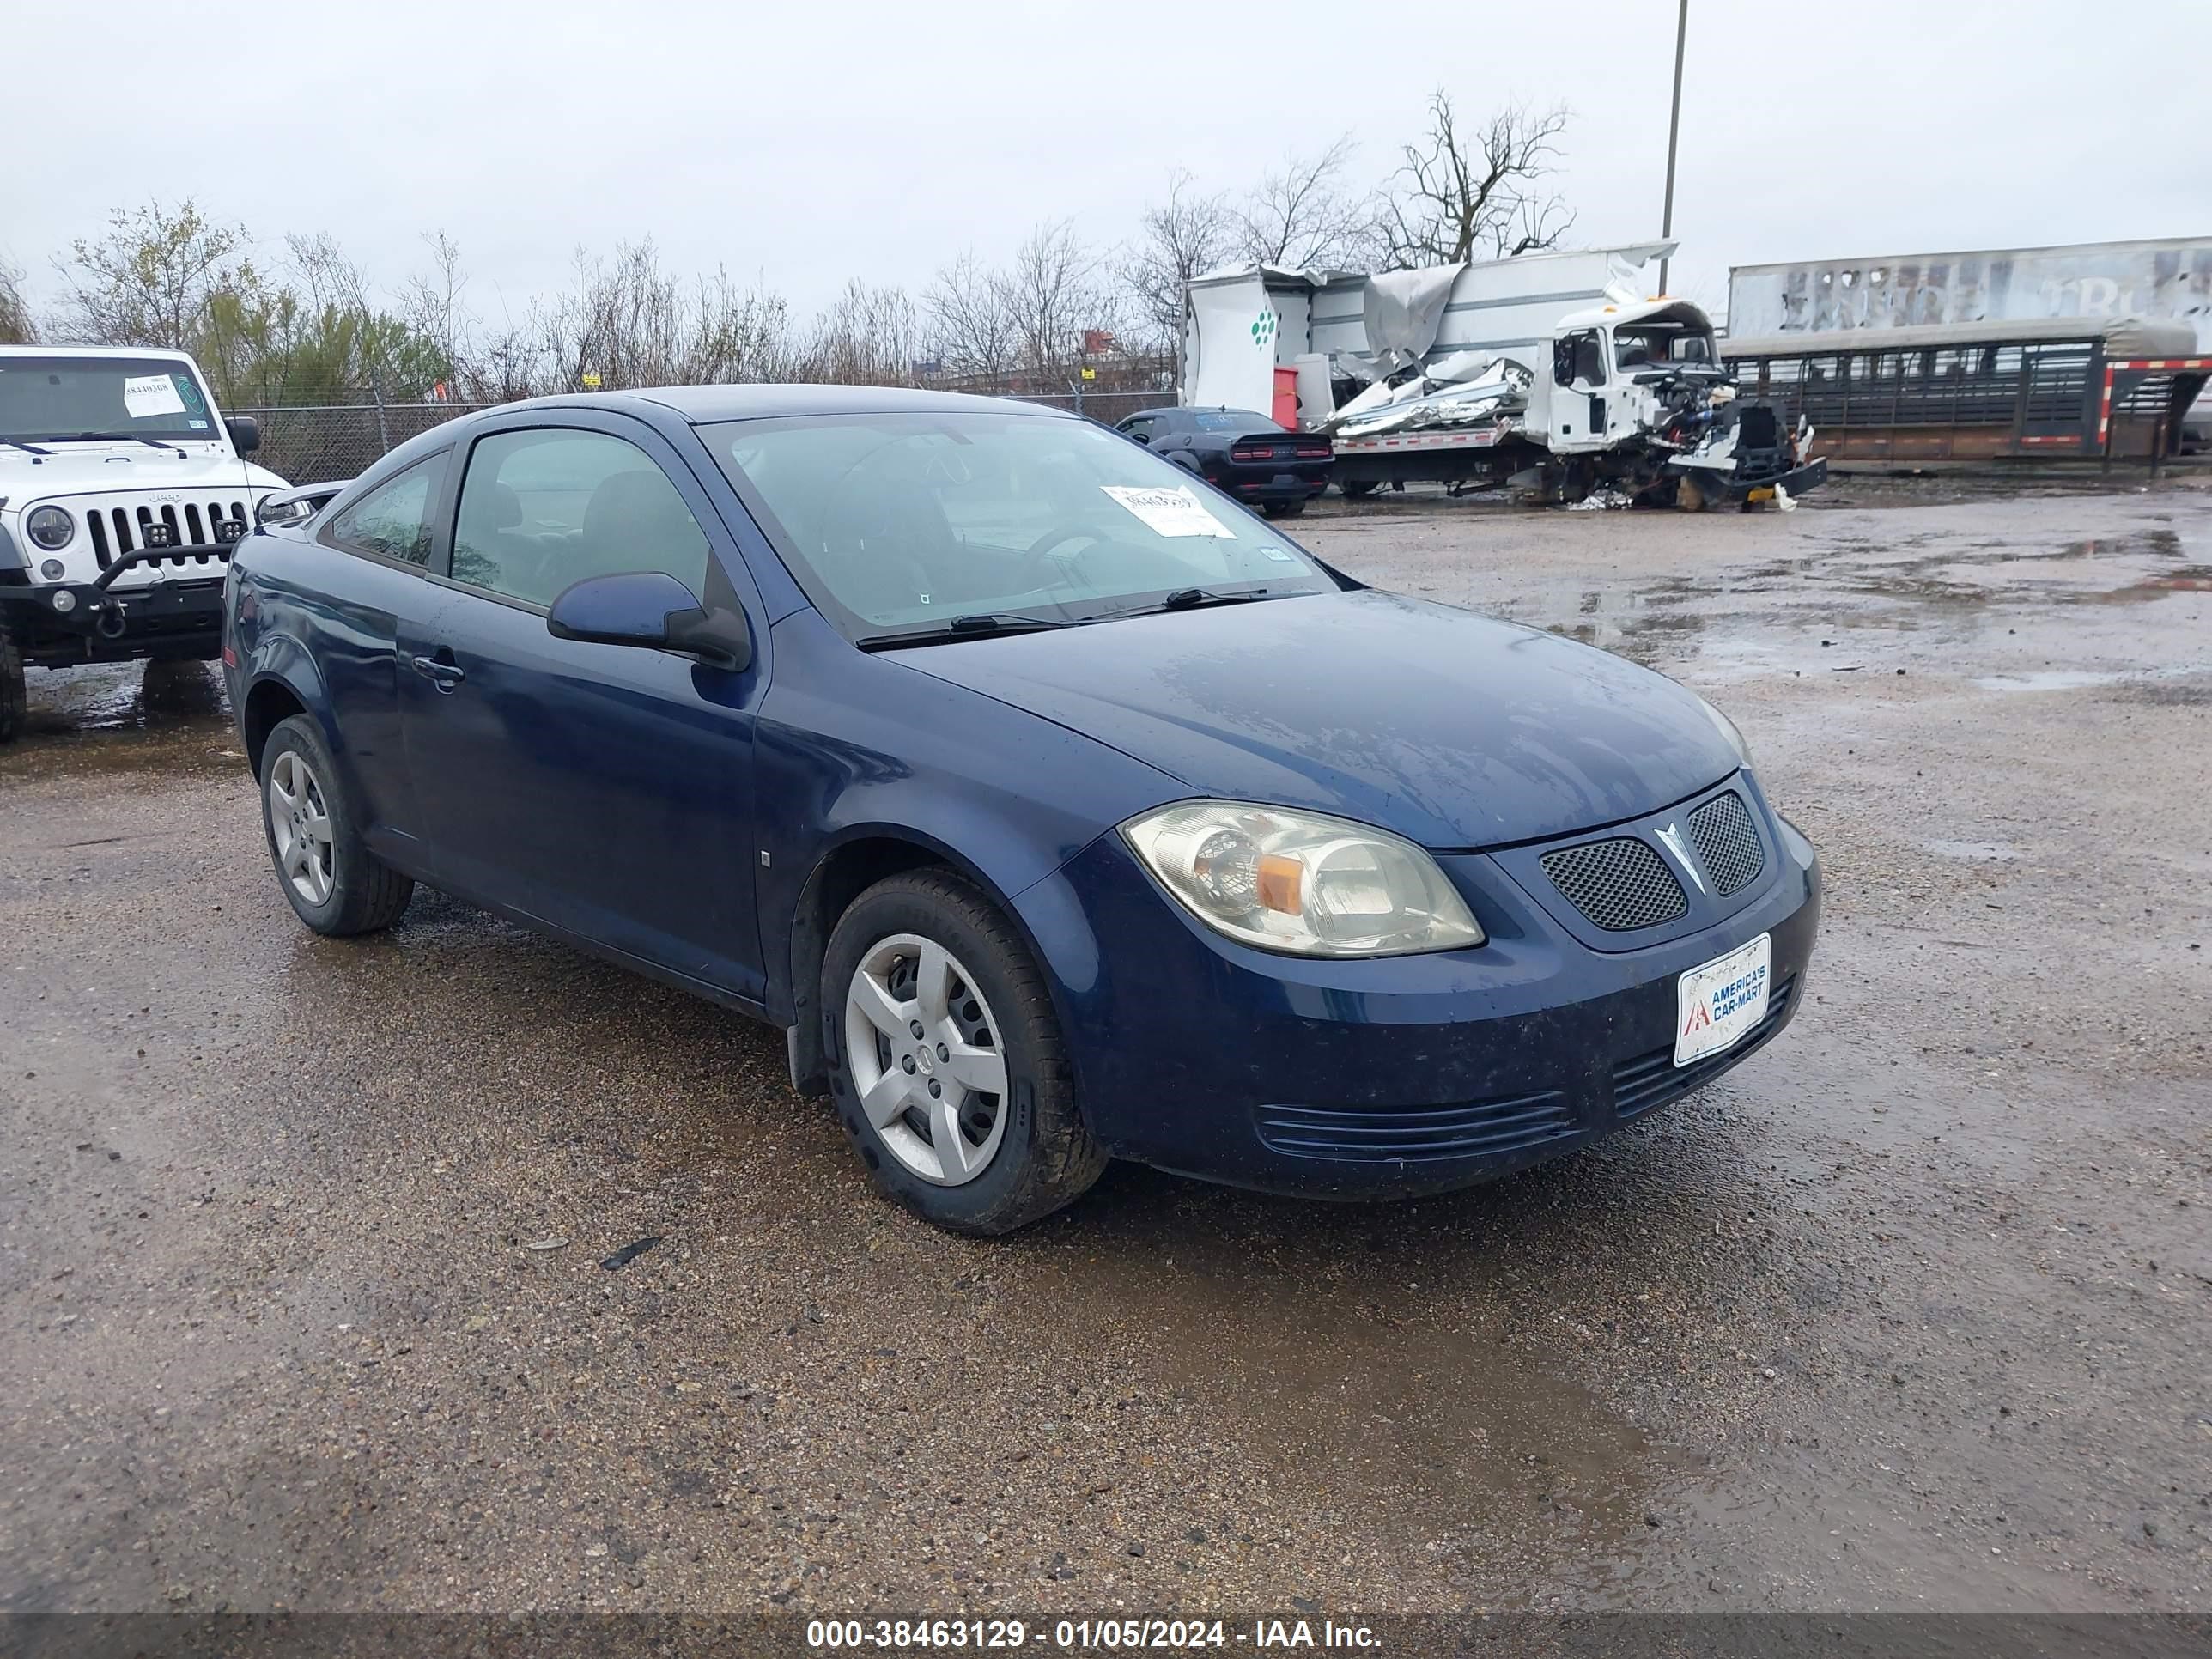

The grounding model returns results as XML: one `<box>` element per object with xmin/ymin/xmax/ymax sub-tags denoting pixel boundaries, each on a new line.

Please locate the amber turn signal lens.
<box><xmin>1255</xmin><ymin>853</ymin><xmax>1304</xmax><ymax>915</ymax></box>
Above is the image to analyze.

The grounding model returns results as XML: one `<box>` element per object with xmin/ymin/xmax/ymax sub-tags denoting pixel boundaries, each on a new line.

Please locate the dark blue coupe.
<box><xmin>222</xmin><ymin>386</ymin><xmax>1820</xmax><ymax>1234</ymax></box>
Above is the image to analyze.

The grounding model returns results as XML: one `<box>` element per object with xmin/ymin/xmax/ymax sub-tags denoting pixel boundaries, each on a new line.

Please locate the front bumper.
<box><xmin>1677</xmin><ymin>455</ymin><xmax>1828</xmax><ymax>506</ymax></box>
<box><xmin>1016</xmin><ymin>779</ymin><xmax>1821</xmax><ymax>1199</ymax></box>
<box><xmin>0</xmin><ymin>544</ymin><xmax>233</xmax><ymax>664</ymax></box>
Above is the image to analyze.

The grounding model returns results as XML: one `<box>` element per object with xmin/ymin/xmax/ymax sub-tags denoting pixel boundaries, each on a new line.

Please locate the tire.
<box><xmin>822</xmin><ymin>868</ymin><xmax>1107</xmax><ymax>1235</ymax></box>
<box><xmin>1262</xmin><ymin>500</ymin><xmax>1306</xmax><ymax>520</ymax></box>
<box><xmin>1340</xmin><ymin>479</ymin><xmax>1380</xmax><ymax>499</ymax></box>
<box><xmin>258</xmin><ymin>714</ymin><xmax>414</xmax><ymax>936</ymax></box>
<box><xmin>0</xmin><ymin>631</ymin><xmax>23</xmax><ymax>746</ymax></box>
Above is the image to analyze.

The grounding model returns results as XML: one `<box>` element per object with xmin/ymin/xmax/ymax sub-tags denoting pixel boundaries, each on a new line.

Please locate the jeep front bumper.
<box><xmin>1</xmin><ymin>544</ymin><xmax>233</xmax><ymax>665</ymax></box>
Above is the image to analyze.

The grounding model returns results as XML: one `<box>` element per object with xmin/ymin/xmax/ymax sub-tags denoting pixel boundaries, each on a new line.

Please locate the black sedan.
<box><xmin>1114</xmin><ymin>406</ymin><xmax>1332</xmax><ymax>517</ymax></box>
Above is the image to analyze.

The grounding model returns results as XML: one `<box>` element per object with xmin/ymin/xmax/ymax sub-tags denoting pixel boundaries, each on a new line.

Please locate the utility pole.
<box><xmin>1658</xmin><ymin>0</ymin><xmax>1689</xmax><ymax>295</ymax></box>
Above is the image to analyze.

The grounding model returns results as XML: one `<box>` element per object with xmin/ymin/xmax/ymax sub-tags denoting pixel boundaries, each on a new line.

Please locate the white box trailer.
<box><xmin>1181</xmin><ymin>244</ymin><xmax>1825</xmax><ymax>508</ymax></box>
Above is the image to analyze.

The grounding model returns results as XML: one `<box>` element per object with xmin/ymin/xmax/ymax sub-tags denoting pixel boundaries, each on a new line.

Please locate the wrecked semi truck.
<box><xmin>1182</xmin><ymin>243</ymin><xmax>1825</xmax><ymax>508</ymax></box>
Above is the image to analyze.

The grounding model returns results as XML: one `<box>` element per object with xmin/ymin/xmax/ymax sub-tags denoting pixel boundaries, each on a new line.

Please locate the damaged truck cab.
<box><xmin>1536</xmin><ymin>298</ymin><xmax>1827</xmax><ymax>507</ymax></box>
<box><xmin>1182</xmin><ymin>244</ymin><xmax>1825</xmax><ymax>510</ymax></box>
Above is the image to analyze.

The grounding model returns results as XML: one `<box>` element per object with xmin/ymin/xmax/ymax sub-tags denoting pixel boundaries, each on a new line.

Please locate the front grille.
<box><xmin>1255</xmin><ymin>1091</ymin><xmax>1578</xmax><ymax>1164</ymax></box>
<box><xmin>1687</xmin><ymin>792</ymin><xmax>1765</xmax><ymax>896</ymax></box>
<box><xmin>1613</xmin><ymin>975</ymin><xmax>1797</xmax><ymax>1120</ymax></box>
<box><xmin>79</xmin><ymin>496</ymin><xmax>250</xmax><ymax>577</ymax></box>
<box><xmin>1540</xmin><ymin>836</ymin><xmax>1688</xmax><ymax>932</ymax></box>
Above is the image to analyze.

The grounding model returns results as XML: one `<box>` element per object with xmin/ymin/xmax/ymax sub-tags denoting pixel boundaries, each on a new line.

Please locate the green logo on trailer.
<box><xmin>1250</xmin><ymin>310</ymin><xmax>1277</xmax><ymax>350</ymax></box>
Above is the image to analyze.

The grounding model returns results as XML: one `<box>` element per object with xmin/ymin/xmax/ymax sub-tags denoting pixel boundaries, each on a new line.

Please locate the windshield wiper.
<box><xmin>1101</xmin><ymin>586</ymin><xmax>1279</xmax><ymax>619</ymax></box>
<box><xmin>2</xmin><ymin>438</ymin><xmax>52</xmax><ymax>456</ymax></box>
<box><xmin>71</xmin><ymin>432</ymin><xmax>185</xmax><ymax>453</ymax></box>
<box><xmin>854</xmin><ymin>611</ymin><xmax>1079</xmax><ymax>652</ymax></box>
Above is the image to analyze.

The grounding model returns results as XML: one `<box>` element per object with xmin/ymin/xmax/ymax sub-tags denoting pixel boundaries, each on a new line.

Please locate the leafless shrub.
<box><xmin>0</xmin><ymin>258</ymin><xmax>34</xmax><ymax>345</ymax></box>
<box><xmin>804</xmin><ymin>279</ymin><xmax>921</xmax><ymax>385</ymax></box>
<box><xmin>538</xmin><ymin>240</ymin><xmax>797</xmax><ymax>392</ymax></box>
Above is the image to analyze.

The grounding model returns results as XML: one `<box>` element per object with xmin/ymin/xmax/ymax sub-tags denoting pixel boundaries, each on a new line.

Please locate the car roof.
<box><xmin>617</xmin><ymin>384</ymin><xmax>1079</xmax><ymax>423</ymax></box>
<box><xmin>0</xmin><ymin>343</ymin><xmax>201</xmax><ymax>362</ymax></box>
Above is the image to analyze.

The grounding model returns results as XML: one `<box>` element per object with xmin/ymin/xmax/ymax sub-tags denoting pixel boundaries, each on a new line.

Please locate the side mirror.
<box><xmin>227</xmin><ymin>415</ymin><xmax>261</xmax><ymax>454</ymax></box>
<box><xmin>546</xmin><ymin>570</ymin><xmax>753</xmax><ymax>672</ymax></box>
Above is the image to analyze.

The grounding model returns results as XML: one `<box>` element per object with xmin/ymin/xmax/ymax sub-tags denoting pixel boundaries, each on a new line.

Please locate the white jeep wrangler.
<box><xmin>1</xmin><ymin>345</ymin><xmax>289</xmax><ymax>742</ymax></box>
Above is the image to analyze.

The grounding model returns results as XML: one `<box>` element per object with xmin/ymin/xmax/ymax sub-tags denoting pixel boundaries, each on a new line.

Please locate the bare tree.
<box><xmin>53</xmin><ymin>199</ymin><xmax>251</xmax><ymax>349</ymax></box>
<box><xmin>1118</xmin><ymin>170</ymin><xmax>1233</xmax><ymax>370</ymax></box>
<box><xmin>0</xmin><ymin>258</ymin><xmax>33</xmax><ymax>344</ymax></box>
<box><xmin>994</xmin><ymin>221</ymin><xmax>1114</xmax><ymax>386</ymax></box>
<box><xmin>1231</xmin><ymin>137</ymin><xmax>1379</xmax><ymax>272</ymax></box>
<box><xmin>923</xmin><ymin>252</ymin><xmax>1020</xmax><ymax>380</ymax></box>
<box><xmin>1380</xmin><ymin>92</ymin><xmax>1575</xmax><ymax>267</ymax></box>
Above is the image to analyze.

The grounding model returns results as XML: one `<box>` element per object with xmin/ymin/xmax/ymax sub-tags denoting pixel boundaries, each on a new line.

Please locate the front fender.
<box><xmin>239</xmin><ymin>631</ymin><xmax>337</xmax><ymax>773</ymax></box>
<box><xmin>751</xmin><ymin>611</ymin><xmax>1184</xmax><ymax>1032</ymax></box>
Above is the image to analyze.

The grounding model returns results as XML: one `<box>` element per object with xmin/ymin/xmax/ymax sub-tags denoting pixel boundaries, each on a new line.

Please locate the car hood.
<box><xmin>7</xmin><ymin>445</ymin><xmax>286</xmax><ymax>497</ymax></box>
<box><xmin>894</xmin><ymin>589</ymin><xmax>1741</xmax><ymax>848</ymax></box>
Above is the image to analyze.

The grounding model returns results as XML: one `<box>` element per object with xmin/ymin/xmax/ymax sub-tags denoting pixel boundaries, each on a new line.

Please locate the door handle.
<box><xmin>410</xmin><ymin>653</ymin><xmax>465</xmax><ymax>690</ymax></box>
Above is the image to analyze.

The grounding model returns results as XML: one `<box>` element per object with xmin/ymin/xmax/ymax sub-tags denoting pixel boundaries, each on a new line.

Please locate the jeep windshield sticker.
<box><xmin>122</xmin><ymin>374</ymin><xmax>189</xmax><ymax>421</ymax></box>
<box><xmin>1100</xmin><ymin>484</ymin><xmax>1234</xmax><ymax>539</ymax></box>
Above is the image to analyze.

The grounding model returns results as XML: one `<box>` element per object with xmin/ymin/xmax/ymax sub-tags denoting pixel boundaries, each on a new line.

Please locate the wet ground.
<box><xmin>2</xmin><ymin>483</ymin><xmax>2207</xmax><ymax>1616</ymax></box>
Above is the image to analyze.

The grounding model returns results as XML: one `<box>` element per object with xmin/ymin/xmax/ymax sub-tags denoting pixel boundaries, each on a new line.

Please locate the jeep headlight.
<box><xmin>1121</xmin><ymin>800</ymin><xmax>1485</xmax><ymax>958</ymax></box>
<box><xmin>27</xmin><ymin>506</ymin><xmax>74</xmax><ymax>550</ymax></box>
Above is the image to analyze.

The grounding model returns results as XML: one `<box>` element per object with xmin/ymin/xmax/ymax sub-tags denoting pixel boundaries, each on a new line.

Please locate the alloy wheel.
<box><xmin>843</xmin><ymin>933</ymin><xmax>1009</xmax><ymax>1185</ymax></box>
<box><xmin>267</xmin><ymin>749</ymin><xmax>337</xmax><ymax>908</ymax></box>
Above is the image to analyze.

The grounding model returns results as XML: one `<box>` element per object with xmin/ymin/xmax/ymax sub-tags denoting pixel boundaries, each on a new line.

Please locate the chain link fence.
<box><xmin>240</xmin><ymin>389</ymin><xmax>1174</xmax><ymax>485</ymax></box>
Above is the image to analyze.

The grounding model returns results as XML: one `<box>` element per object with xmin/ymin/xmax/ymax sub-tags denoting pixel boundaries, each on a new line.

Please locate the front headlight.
<box><xmin>1121</xmin><ymin>800</ymin><xmax>1485</xmax><ymax>958</ymax></box>
<box><xmin>27</xmin><ymin>505</ymin><xmax>74</xmax><ymax>550</ymax></box>
<box><xmin>1698</xmin><ymin>695</ymin><xmax>1751</xmax><ymax>766</ymax></box>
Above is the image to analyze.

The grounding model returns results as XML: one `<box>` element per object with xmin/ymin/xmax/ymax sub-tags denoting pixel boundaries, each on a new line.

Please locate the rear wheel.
<box><xmin>258</xmin><ymin>714</ymin><xmax>414</xmax><ymax>936</ymax></box>
<box><xmin>1339</xmin><ymin>479</ymin><xmax>1380</xmax><ymax>499</ymax></box>
<box><xmin>1262</xmin><ymin>500</ymin><xmax>1306</xmax><ymax>520</ymax></box>
<box><xmin>0</xmin><ymin>632</ymin><xmax>22</xmax><ymax>746</ymax></box>
<box><xmin>823</xmin><ymin>869</ymin><xmax>1106</xmax><ymax>1235</ymax></box>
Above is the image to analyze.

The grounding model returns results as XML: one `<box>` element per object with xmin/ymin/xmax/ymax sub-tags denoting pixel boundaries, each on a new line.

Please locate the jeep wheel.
<box><xmin>0</xmin><ymin>631</ymin><xmax>22</xmax><ymax>746</ymax></box>
<box><xmin>258</xmin><ymin>714</ymin><xmax>414</xmax><ymax>936</ymax></box>
<box><xmin>823</xmin><ymin>869</ymin><xmax>1107</xmax><ymax>1235</ymax></box>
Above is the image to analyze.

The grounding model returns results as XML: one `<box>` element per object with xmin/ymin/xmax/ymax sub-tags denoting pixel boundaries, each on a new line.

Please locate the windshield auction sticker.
<box><xmin>1101</xmin><ymin>484</ymin><xmax>1234</xmax><ymax>539</ymax></box>
<box><xmin>122</xmin><ymin>374</ymin><xmax>189</xmax><ymax>420</ymax></box>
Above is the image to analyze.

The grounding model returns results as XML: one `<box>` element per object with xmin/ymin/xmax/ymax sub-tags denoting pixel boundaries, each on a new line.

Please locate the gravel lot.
<box><xmin>3</xmin><ymin>479</ymin><xmax>2207</xmax><ymax>1616</ymax></box>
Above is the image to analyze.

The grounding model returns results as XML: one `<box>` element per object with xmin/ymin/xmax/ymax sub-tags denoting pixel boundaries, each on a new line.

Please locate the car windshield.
<box><xmin>699</xmin><ymin>411</ymin><xmax>1334</xmax><ymax>639</ymax></box>
<box><xmin>0</xmin><ymin>356</ymin><xmax>219</xmax><ymax>443</ymax></box>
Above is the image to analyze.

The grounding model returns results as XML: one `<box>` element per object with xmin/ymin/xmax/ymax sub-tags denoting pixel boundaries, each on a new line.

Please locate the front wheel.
<box><xmin>258</xmin><ymin>714</ymin><xmax>415</xmax><ymax>936</ymax></box>
<box><xmin>823</xmin><ymin>869</ymin><xmax>1106</xmax><ymax>1234</ymax></box>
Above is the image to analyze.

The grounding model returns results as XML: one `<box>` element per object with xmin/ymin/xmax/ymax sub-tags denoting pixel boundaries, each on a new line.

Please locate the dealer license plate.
<box><xmin>1674</xmin><ymin>933</ymin><xmax>1771</xmax><ymax>1067</ymax></box>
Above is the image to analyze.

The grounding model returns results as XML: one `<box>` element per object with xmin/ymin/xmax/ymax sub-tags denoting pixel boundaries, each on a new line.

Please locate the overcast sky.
<box><xmin>11</xmin><ymin>0</ymin><xmax>2207</xmax><ymax>326</ymax></box>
